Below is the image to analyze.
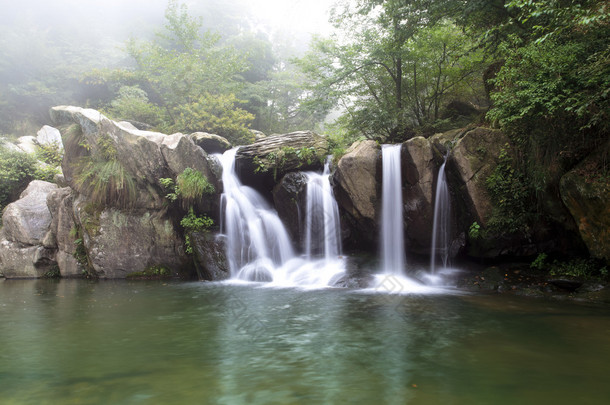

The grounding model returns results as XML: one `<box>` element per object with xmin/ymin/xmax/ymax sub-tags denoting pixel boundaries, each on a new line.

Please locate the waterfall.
<box><xmin>303</xmin><ymin>158</ymin><xmax>342</xmax><ymax>262</ymax></box>
<box><xmin>219</xmin><ymin>148</ymin><xmax>295</xmax><ymax>281</ymax></box>
<box><xmin>380</xmin><ymin>144</ymin><xmax>406</xmax><ymax>275</ymax></box>
<box><xmin>430</xmin><ymin>155</ymin><xmax>451</xmax><ymax>273</ymax></box>
<box><xmin>219</xmin><ymin>148</ymin><xmax>345</xmax><ymax>286</ymax></box>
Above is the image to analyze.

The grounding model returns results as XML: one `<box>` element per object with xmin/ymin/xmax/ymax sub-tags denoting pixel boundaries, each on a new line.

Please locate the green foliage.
<box><xmin>105</xmin><ymin>86</ymin><xmax>166</xmax><ymax>127</ymax></box>
<box><xmin>550</xmin><ymin>258</ymin><xmax>608</xmax><ymax>280</ymax></box>
<box><xmin>298</xmin><ymin>7</ymin><xmax>487</xmax><ymax>142</ymax></box>
<box><xmin>485</xmin><ymin>144</ymin><xmax>534</xmax><ymax>236</ymax></box>
<box><xmin>172</xmin><ymin>93</ymin><xmax>254</xmax><ymax>145</ymax></box>
<box><xmin>34</xmin><ymin>164</ymin><xmax>60</xmax><ymax>183</ymax></box>
<box><xmin>74</xmin><ymin>159</ymin><xmax>137</xmax><ymax>209</ymax></box>
<box><xmin>92</xmin><ymin>1</ymin><xmax>253</xmax><ymax>140</ymax></box>
<box><xmin>71</xmin><ymin>225</ymin><xmax>94</xmax><ymax>277</ymax></box>
<box><xmin>530</xmin><ymin>252</ymin><xmax>607</xmax><ymax>280</ymax></box>
<box><xmin>41</xmin><ymin>265</ymin><xmax>61</xmax><ymax>279</ymax></box>
<box><xmin>35</xmin><ymin>141</ymin><xmax>63</xmax><ymax>166</ymax></box>
<box><xmin>159</xmin><ymin>177</ymin><xmax>178</xmax><ymax>202</ymax></box>
<box><xmin>161</xmin><ymin>168</ymin><xmax>215</xmax><ymax>208</ymax></box>
<box><xmin>126</xmin><ymin>265</ymin><xmax>172</xmax><ymax>279</ymax></box>
<box><xmin>0</xmin><ymin>146</ymin><xmax>38</xmax><ymax>211</ymax></box>
<box><xmin>253</xmin><ymin>146</ymin><xmax>321</xmax><ymax>180</ymax></box>
<box><xmin>468</xmin><ymin>222</ymin><xmax>481</xmax><ymax>240</ymax></box>
<box><xmin>96</xmin><ymin>134</ymin><xmax>118</xmax><ymax>161</ymax></box>
<box><xmin>530</xmin><ymin>253</ymin><xmax>548</xmax><ymax>270</ymax></box>
<box><xmin>180</xmin><ymin>207</ymin><xmax>214</xmax><ymax>254</ymax></box>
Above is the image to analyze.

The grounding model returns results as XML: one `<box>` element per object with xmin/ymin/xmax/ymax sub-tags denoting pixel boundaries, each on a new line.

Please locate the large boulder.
<box><xmin>333</xmin><ymin>140</ymin><xmax>381</xmax><ymax>249</ymax></box>
<box><xmin>190</xmin><ymin>132</ymin><xmax>232</xmax><ymax>154</ymax></box>
<box><xmin>15</xmin><ymin>136</ymin><xmax>38</xmax><ymax>154</ymax></box>
<box><xmin>36</xmin><ymin>125</ymin><xmax>63</xmax><ymax>149</ymax></box>
<box><xmin>160</xmin><ymin>133</ymin><xmax>222</xmax><ymax>217</ymax></box>
<box><xmin>560</xmin><ymin>142</ymin><xmax>610</xmax><ymax>262</ymax></box>
<box><xmin>2</xmin><ymin>180</ymin><xmax>58</xmax><ymax>245</ymax></box>
<box><xmin>0</xmin><ymin>181</ymin><xmax>59</xmax><ymax>278</ymax></box>
<box><xmin>191</xmin><ymin>232</ymin><xmax>230</xmax><ymax>281</ymax></box>
<box><xmin>73</xmin><ymin>197</ymin><xmax>189</xmax><ymax>279</ymax></box>
<box><xmin>234</xmin><ymin>131</ymin><xmax>328</xmax><ymax>194</ymax></box>
<box><xmin>401</xmin><ymin>137</ymin><xmax>437</xmax><ymax>255</ymax></box>
<box><xmin>448</xmin><ymin>127</ymin><xmax>510</xmax><ymax>227</ymax></box>
<box><xmin>50</xmin><ymin>106</ymin><xmax>221</xmax><ymax>212</ymax></box>
<box><xmin>0</xmin><ymin>241</ymin><xmax>56</xmax><ymax>278</ymax></box>
<box><xmin>46</xmin><ymin>187</ymin><xmax>83</xmax><ymax>277</ymax></box>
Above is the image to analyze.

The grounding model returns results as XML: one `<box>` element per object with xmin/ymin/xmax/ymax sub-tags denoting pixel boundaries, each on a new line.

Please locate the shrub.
<box><xmin>74</xmin><ymin>159</ymin><xmax>137</xmax><ymax>208</ymax></box>
<box><xmin>180</xmin><ymin>207</ymin><xmax>214</xmax><ymax>254</ymax></box>
<box><xmin>174</xmin><ymin>168</ymin><xmax>215</xmax><ymax>209</ymax></box>
<box><xmin>0</xmin><ymin>146</ymin><xmax>38</xmax><ymax>211</ymax></box>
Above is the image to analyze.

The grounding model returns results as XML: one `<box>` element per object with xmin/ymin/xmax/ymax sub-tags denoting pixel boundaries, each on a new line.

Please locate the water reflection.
<box><xmin>1</xmin><ymin>279</ymin><xmax>609</xmax><ymax>404</ymax></box>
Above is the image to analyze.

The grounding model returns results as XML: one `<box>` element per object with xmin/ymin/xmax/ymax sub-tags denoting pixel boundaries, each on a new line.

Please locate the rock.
<box><xmin>16</xmin><ymin>136</ymin><xmax>38</xmax><ymax>154</ymax></box>
<box><xmin>36</xmin><ymin>125</ymin><xmax>63</xmax><ymax>149</ymax></box>
<box><xmin>0</xmin><ymin>139</ymin><xmax>26</xmax><ymax>153</ymax></box>
<box><xmin>560</xmin><ymin>142</ymin><xmax>610</xmax><ymax>261</ymax></box>
<box><xmin>273</xmin><ymin>171</ymin><xmax>309</xmax><ymax>243</ymax></box>
<box><xmin>73</xmin><ymin>199</ymin><xmax>189</xmax><ymax>279</ymax></box>
<box><xmin>51</xmin><ymin>106</ymin><xmax>221</xmax><ymax>212</ymax></box>
<box><xmin>333</xmin><ymin>140</ymin><xmax>380</xmax><ymax>249</ymax></box>
<box><xmin>2</xmin><ymin>180</ymin><xmax>58</xmax><ymax>245</ymax></box>
<box><xmin>191</xmin><ymin>232</ymin><xmax>230</xmax><ymax>281</ymax></box>
<box><xmin>235</xmin><ymin>131</ymin><xmax>328</xmax><ymax>193</ymax></box>
<box><xmin>160</xmin><ymin>133</ymin><xmax>221</xmax><ymax>216</ymax></box>
<box><xmin>190</xmin><ymin>132</ymin><xmax>232</xmax><ymax>154</ymax></box>
<box><xmin>401</xmin><ymin>137</ymin><xmax>436</xmax><ymax>254</ymax></box>
<box><xmin>0</xmin><ymin>241</ymin><xmax>56</xmax><ymax>278</ymax></box>
<box><xmin>449</xmin><ymin>127</ymin><xmax>510</xmax><ymax>227</ymax></box>
<box><xmin>549</xmin><ymin>279</ymin><xmax>583</xmax><ymax>292</ymax></box>
<box><xmin>47</xmin><ymin>187</ymin><xmax>83</xmax><ymax>277</ymax></box>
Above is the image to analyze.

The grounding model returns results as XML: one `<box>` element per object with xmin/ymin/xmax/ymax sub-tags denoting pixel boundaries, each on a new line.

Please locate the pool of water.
<box><xmin>1</xmin><ymin>279</ymin><xmax>609</xmax><ymax>404</ymax></box>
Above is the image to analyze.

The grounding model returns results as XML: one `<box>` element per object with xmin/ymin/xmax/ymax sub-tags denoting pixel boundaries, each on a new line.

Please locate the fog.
<box><xmin>0</xmin><ymin>0</ymin><xmax>337</xmax><ymax>133</ymax></box>
<box><xmin>0</xmin><ymin>0</ymin><xmax>334</xmax><ymax>46</ymax></box>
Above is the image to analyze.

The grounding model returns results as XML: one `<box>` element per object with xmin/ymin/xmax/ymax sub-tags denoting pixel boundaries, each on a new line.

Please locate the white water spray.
<box><xmin>219</xmin><ymin>149</ymin><xmax>345</xmax><ymax>287</ymax></box>
<box><xmin>380</xmin><ymin>144</ymin><xmax>406</xmax><ymax>275</ymax></box>
<box><xmin>430</xmin><ymin>155</ymin><xmax>451</xmax><ymax>273</ymax></box>
<box><xmin>303</xmin><ymin>158</ymin><xmax>342</xmax><ymax>262</ymax></box>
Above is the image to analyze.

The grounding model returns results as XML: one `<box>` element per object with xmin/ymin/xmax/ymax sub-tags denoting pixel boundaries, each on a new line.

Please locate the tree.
<box><xmin>88</xmin><ymin>0</ymin><xmax>254</xmax><ymax>144</ymax></box>
<box><xmin>298</xmin><ymin>0</ymin><xmax>486</xmax><ymax>142</ymax></box>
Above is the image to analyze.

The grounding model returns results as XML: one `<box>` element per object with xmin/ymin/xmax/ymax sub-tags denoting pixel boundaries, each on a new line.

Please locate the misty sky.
<box><xmin>0</xmin><ymin>0</ymin><xmax>336</xmax><ymax>40</ymax></box>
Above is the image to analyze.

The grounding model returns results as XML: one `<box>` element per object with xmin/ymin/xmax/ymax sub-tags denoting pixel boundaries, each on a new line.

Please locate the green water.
<box><xmin>1</xmin><ymin>279</ymin><xmax>609</xmax><ymax>404</ymax></box>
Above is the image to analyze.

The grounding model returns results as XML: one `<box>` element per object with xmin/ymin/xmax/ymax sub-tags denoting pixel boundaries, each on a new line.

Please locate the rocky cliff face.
<box><xmin>3</xmin><ymin>108</ymin><xmax>606</xmax><ymax>279</ymax></box>
<box><xmin>560</xmin><ymin>141</ymin><xmax>610</xmax><ymax>262</ymax></box>
<box><xmin>0</xmin><ymin>106</ymin><xmax>230</xmax><ymax>279</ymax></box>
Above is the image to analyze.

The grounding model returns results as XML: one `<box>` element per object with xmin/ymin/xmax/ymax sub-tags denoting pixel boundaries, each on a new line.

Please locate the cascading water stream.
<box><xmin>430</xmin><ymin>154</ymin><xmax>451</xmax><ymax>273</ymax></box>
<box><xmin>380</xmin><ymin>144</ymin><xmax>406</xmax><ymax>275</ymax></box>
<box><xmin>303</xmin><ymin>158</ymin><xmax>342</xmax><ymax>262</ymax></box>
<box><xmin>219</xmin><ymin>148</ymin><xmax>345</xmax><ymax>287</ymax></box>
<box><xmin>219</xmin><ymin>148</ymin><xmax>294</xmax><ymax>281</ymax></box>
